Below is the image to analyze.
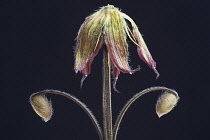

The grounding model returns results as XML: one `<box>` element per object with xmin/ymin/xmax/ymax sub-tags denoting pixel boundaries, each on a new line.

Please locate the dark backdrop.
<box><xmin>1</xmin><ymin>0</ymin><xmax>209</xmax><ymax>140</ymax></box>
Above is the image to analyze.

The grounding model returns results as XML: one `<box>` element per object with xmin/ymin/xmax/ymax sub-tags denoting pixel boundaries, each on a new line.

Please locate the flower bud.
<box><xmin>156</xmin><ymin>92</ymin><xmax>179</xmax><ymax>118</ymax></box>
<box><xmin>30</xmin><ymin>95</ymin><xmax>53</xmax><ymax>122</ymax></box>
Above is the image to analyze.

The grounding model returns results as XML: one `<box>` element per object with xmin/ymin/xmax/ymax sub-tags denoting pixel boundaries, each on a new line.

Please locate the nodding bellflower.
<box><xmin>74</xmin><ymin>5</ymin><xmax>159</xmax><ymax>92</ymax></box>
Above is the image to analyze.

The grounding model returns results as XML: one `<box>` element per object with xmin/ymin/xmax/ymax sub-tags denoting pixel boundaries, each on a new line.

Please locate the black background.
<box><xmin>1</xmin><ymin>0</ymin><xmax>210</xmax><ymax>140</ymax></box>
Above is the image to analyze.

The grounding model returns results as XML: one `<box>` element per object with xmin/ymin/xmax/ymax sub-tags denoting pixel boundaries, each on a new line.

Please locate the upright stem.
<box><xmin>102</xmin><ymin>47</ymin><xmax>113</xmax><ymax>140</ymax></box>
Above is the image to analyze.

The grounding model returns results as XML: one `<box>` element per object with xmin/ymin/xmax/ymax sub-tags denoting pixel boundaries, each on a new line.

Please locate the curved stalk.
<box><xmin>30</xmin><ymin>89</ymin><xmax>103</xmax><ymax>140</ymax></box>
<box><xmin>113</xmin><ymin>87</ymin><xmax>179</xmax><ymax>140</ymax></box>
<box><xmin>102</xmin><ymin>47</ymin><xmax>113</xmax><ymax>140</ymax></box>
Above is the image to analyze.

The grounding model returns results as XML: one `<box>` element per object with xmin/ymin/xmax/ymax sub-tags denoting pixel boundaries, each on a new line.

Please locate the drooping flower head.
<box><xmin>74</xmin><ymin>5</ymin><xmax>159</xmax><ymax>92</ymax></box>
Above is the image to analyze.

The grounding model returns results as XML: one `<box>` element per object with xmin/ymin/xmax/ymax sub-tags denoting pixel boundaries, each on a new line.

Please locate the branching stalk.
<box><xmin>30</xmin><ymin>89</ymin><xmax>103</xmax><ymax>140</ymax></box>
<box><xmin>113</xmin><ymin>87</ymin><xmax>178</xmax><ymax>140</ymax></box>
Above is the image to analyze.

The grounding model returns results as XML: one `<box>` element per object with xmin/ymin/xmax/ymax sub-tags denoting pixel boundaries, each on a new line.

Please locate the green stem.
<box><xmin>102</xmin><ymin>47</ymin><xmax>113</xmax><ymax>140</ymax></box>
<box><xmin>30</xmin><ymin>90</ymin><xmax>103</xmax><ymax>140</ymax></box>
<box><xmin>113</xmin><ymin>87</ymin><xmax>178</xmax><ymax>140</ymax></box>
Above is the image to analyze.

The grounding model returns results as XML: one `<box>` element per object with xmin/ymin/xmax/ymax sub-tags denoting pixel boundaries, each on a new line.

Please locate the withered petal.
<box><xmin>79</xmin><ymin>36</ymin><xmax>103</xmax><ymax>87</ymax></box>
<box><xmin>111</xmin><ymin>64</ymin><xmax>121</xmax><ymax>93</ymax></box>
<box><xmin>104</xmin><ymin>9</ymin><xmax>133</xmax><ymax>73</ymax></box>
<box><xmin>122</xmin><ymin>13</ymin><xmax>159</xmax><ymax>77</ymax></box>
<box><xmin>74</xmin><ymin>11</ymin><xmax>106</xmax><ymax>72</ymax></box>
<box><xmin>81</xmin><ymin>36</ymin><xmax>103</xmax><ymax>76</ymax></box>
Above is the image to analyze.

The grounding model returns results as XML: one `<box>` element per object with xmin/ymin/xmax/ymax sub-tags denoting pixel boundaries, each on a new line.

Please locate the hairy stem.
<box><xmin>30</xmin><ymin>89</ymin><xmax>103</xmax><ymax>140</ymax></box>
<box><xmin>102</xmin><ymin>47</ymin><xmax>113</xmax><ymax>140</ymax></box>
<box><xmin>113</xmin><ymin>87</ymin><xmax>178</xmax><ymax>140</ymax></box>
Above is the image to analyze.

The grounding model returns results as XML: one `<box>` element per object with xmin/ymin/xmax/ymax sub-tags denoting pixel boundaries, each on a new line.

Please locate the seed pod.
<box><xmin>156</xmin><ymin>92</ymin><xmax>179</xmax><ymax>118</ymax></box>
<box><xmin>30</xmin><ymin>94</ymin><xmax>53</xmax><ymax>122</ymax></box>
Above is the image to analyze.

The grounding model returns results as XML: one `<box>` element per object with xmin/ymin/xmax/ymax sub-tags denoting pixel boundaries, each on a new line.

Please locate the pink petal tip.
<box><xmin>80</xmin><ymin>75</ymin><xmax>87</xmax><ymax>88</ymax></box>
<box><xmin>153</xmin><ymin>67</ymin><xmax>160</xmax><ymax>79</ymax></box>
<box><xmin>113</xmin><ymin>77</ymin><xmax>120</xmax><ymax>93</ymax></box>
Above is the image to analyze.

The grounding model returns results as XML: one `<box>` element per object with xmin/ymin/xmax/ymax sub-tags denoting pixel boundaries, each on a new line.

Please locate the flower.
<box><xmin>74</xmin><ymin>5</ymin><xmax>159</xmax><ymax>91</ymax></box>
